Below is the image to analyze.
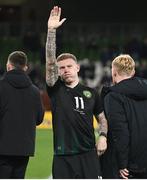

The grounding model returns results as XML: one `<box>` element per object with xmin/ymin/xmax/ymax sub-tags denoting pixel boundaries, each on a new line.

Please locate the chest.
<box><xmin>55</xmin><ymin>87</ymin><xmax>96</xmax><ymax>113</ymax></box>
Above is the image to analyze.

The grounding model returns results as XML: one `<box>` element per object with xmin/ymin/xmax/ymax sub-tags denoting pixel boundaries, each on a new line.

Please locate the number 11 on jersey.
<box><xmin>74</xmin><ymin>97</ymin><xmax>84</xmax><ymax>109</ymax></box>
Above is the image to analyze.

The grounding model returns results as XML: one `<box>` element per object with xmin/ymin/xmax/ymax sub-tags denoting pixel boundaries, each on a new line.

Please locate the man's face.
<box><xmin>57</xmin><ymin>58</ymin><xmax>80</xmax><ymax>84</ymax></box>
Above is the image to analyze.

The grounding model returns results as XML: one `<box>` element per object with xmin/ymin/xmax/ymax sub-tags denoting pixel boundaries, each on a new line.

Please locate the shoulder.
<box><xmin>105</xmin><ymin>91</ymin><xmax>125</xmax><ymax>105</ymax></box>
<box><xmin>31</xmin><ymin>84</ymin><xmax>40</xmax><ymax>95</ymax></box>
<box><xmin>80</xmin><ymin>83</ymin><xmax>98</xmax><ymax>93</ymax></box>
<box><xmin>46</xmin><ymin>78</ymin><xmax>64</xmax><ymax>96</ymax></box>
<box><xmin>0</xmin><ymin>78</ymin><xmax>9</xmax><ymax>96</ymax></box>
<box><xmin>46</xmin><ymin>78</ymin><xmax>63</xmax><ymax>88</ymax></box>
<box><xmin>79</xmin><ymin>84</ymin><xmax>99</xmax><ymax>98</ymax></box>
<box><xmin>0</xmin><ymin>78</ymin><xmax>7</xmax><ymax>88</ymax></box>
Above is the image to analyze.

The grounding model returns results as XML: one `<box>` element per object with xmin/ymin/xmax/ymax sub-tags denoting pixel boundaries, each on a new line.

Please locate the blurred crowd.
<box><xmin>1</xmin><ymin>23</ymin><xmax>147</xmax><ymax>110</ymax></box>
<box><xmin>1</xmin><ymin>54</ymin><xmax>147</xmax><ymax>112</ymax></box>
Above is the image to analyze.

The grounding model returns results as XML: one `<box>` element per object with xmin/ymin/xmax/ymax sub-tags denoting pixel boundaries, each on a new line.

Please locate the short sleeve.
<box><xmin>46</xmin><ymin>78</ymin><xmax>62</xmax><ymax>97</ymax></box>
<box><xmin>93</xmin><ymin>89</ymin><xmax>103</xmax><ymax>116</ymax></box>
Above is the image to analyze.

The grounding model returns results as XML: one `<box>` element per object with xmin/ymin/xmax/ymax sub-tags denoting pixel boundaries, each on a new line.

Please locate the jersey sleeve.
<box><xmin>46</xmin><ymin>78</ymin><xmax>62</xmax><ymax>97</ymax></box>
<box><xmin>93</xmin><ymin>89</ymin><xmax>103</xmax><ymax>116</ymax></box>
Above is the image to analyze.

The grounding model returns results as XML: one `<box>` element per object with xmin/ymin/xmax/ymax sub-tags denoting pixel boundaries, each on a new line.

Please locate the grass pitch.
<box><xmin>25</xmin><ymin>126</ymin><xmax>99</xmax><ymax>178</ymax></box>
<box><xmin>25</xmin><ymin>129</ymin><xmax>53</xmax><ymax>179</ymax></box>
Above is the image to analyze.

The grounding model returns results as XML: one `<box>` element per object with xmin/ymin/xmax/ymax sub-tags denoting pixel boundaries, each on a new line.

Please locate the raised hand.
<box><xmin>48</xmin><ymin>6</ymin><xmax>66</xmax><ymax>30</ymax></box>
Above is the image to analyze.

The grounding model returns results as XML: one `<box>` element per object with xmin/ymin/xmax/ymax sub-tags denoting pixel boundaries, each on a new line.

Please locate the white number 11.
<box><xmin>74</xmin><ymin>97</ymin><xmax>84</xmax><ymax>109</ymax></box>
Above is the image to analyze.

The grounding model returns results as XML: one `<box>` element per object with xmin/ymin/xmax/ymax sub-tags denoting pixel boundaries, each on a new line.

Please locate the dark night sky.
<box><xmin>51</xmin><ymin>0</ymin><xmax>147</xmax><ymax>23</ymax></box>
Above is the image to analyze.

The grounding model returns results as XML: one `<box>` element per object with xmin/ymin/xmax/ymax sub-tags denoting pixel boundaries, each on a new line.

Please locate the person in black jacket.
<box><xmin>0</xmin><ymin>51</ymin><xmax>44</xmax><ymax>178</ymax></box>
<box><xmin>100</xmin><ymin>54</ymin><xmax>147</xmax><ymax>179</ymax></box>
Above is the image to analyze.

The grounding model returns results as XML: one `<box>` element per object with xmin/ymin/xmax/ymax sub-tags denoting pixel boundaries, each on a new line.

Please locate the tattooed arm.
<box><xmin>98</xmin><ymin>111</ymin><xmax>108</xmax><ymax>135</ymax></box>
<box><xmin>46</xmin><ymin>29</ymin><xmax>58</xmax><ymax>86</ymax></box>
<box><xmin>95</xmin><ymin>111</ymin><xmax>108</xmax><ymax>156</ymax></box>
<box><xmin>46</xmin><ymin>6</ymin><xmax>66</xmax><ymax>86</ymax></box>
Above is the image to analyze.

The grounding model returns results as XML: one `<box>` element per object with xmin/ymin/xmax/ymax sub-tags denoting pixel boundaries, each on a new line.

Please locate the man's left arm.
<box><xmin>95</xmin><ymin>111</ymin><xmax>108</xmax><ymax>156</ymax></box>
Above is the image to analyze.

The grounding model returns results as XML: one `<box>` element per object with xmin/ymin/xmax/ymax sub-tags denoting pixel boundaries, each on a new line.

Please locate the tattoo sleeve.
<box><xmin>46</xmin><ymin>29</ymin><xmax>58</xmax><ymax>86</ymax></box>
<box><xmin>96</xmin><ymin>111</ymin><xmax>108</xmax><ymax>135</ymax></box>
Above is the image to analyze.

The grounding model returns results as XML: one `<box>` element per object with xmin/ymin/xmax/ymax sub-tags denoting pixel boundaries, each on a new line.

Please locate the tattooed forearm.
<box><xmin>46</xmin><ymin>29</ymin><xmax>58</xmax><ymax>86</ymax></box>
<box><xmin>97</xmin><ymin>111</ymin><xmax>108</xmax><ymax>135</ymax></box>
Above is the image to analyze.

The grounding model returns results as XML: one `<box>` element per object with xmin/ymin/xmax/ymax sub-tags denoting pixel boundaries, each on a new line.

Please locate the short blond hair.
<box><xmin>112</xmin><ymin>54</ymin><xmax>135</xmax><ymax>76</ymax></box>
<box><xmin>57</xmin><ymin>53</ymin><xmax>77</xmax><ymax>63</ymax></box>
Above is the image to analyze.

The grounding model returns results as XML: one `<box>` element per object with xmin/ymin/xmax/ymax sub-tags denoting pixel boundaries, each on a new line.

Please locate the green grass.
<box><xmin>25</xmin><ymin>128</ymin><xmax>99</xmax><ymax>178</ymax></box>
<box><xmin>25</xmin><ymin>129</ymin><xmax>53</xmax><ymax>179</ymax></box>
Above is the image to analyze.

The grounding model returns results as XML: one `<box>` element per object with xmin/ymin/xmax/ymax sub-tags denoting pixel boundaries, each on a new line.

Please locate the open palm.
<box><xmin>48</xmin><ymin>6</ymin><xmax>66</xmax><ymax>29</ymax></box>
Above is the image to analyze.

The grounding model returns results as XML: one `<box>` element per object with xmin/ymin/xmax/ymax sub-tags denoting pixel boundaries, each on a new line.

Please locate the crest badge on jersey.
<box><xmin>83</xmin><ymin>90</ymin><xmax>92</xmax><ymax>98</ymax></box>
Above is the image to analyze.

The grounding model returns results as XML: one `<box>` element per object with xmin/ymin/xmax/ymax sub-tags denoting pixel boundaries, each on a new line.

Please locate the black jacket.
<box><xmin>0</xmin><ymin>69</ymin><xmax>44</xmax><ymax>156</ymax></box>
<box><xmin>101</xmin><ymin>77</ymin><xmax>147</xmax><ymax>178</ymax></box>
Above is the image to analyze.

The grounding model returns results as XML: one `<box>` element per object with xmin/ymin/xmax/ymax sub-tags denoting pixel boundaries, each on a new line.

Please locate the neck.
<box><xmin>65</xmin><ymin>79</ymin><xmax>79</xmax><ymax>88</ymax></box>
<box><xmin>116</xmin><ymin>75</ymin><xmax>133</xmax><ymax>83</ymax></box>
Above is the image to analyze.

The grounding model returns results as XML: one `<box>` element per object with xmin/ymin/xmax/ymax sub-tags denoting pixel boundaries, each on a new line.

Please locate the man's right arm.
<box><xmin>46</xmin><ymin>6</ymin><xmax>66</xmax><ymax>87</ymax></box>
<box><xmin>46</xmin><ymin>28</ymin><xmax>58</xmax><ymax>86</ymax></box>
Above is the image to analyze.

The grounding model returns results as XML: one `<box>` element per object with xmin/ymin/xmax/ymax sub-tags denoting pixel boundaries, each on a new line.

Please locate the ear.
<box><xmin>6</xmin><ymin>63</ymin><xmax>14</xmax><ymax>71</ymax></box>
<box><xmin>131</xmin><ymin>69</ymin><xmax>135</xmax><ymax>77</ymax></box>
<box><xmin>114</xmin><ymin>71</ymin><xmax>117</xmax><ymax>77</ymax></box>
<box><xmin>113</xmin><ymin>67</ymin><xmax>118</xmax><ymax>77</ymax></box>
<box><xmin>23</xmin><ymin>65</ymin><xmax>28</xmax><ymax>71</ymax></box>
<box><xmin>77</xmin><ymin>64</ymin><xmax>80</xmax><ymax>72</ymax></box>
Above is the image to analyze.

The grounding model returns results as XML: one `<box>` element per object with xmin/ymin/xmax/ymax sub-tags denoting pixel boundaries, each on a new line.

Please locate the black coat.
<box><xmin>0</xmin><ymin>69</ymin><xmax>44</xmax><ymax>156</ymax></box>
<box><xmin>100</xmin><ymin>77</ymin><xmax>147</xmax><ymax>178</ymax></box>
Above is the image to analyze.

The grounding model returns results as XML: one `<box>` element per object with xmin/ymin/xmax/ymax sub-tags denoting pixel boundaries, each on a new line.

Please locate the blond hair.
<box><xmin>112</xmin><ymin>54</ymin><xmax>135</xmax><ymax>76</ymax></box>
<box><xmin>57</xmin><ymin>53</ymin><xmax>77</xmax><ymax>63</ymax></box>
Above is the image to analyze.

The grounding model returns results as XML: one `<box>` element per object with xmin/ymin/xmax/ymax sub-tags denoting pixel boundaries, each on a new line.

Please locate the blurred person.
<box><xmin>46</xmin><ymin>6</ymin><xmax>108</xmax><ymax>178</ymax></box>
<box><xmin>100</xmin><ymin>54</ymin><xmax>147</xmax><ymax>179</ymax></box>
<box><xmin>27</xmin><ymin>62</ymin><xmax>46</xmax><ymax>90</ymax></box>
<box><xmin>0</xmin><ymin>51</ymin><xmax>44</xmax><ymax>178</ymax></box>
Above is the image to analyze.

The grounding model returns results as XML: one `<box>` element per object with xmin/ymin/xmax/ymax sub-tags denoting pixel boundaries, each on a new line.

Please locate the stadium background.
<box><xmin>0</xmin><ymin>0</ymin><xmax>147</xmax><ymax>178</ymax></box>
